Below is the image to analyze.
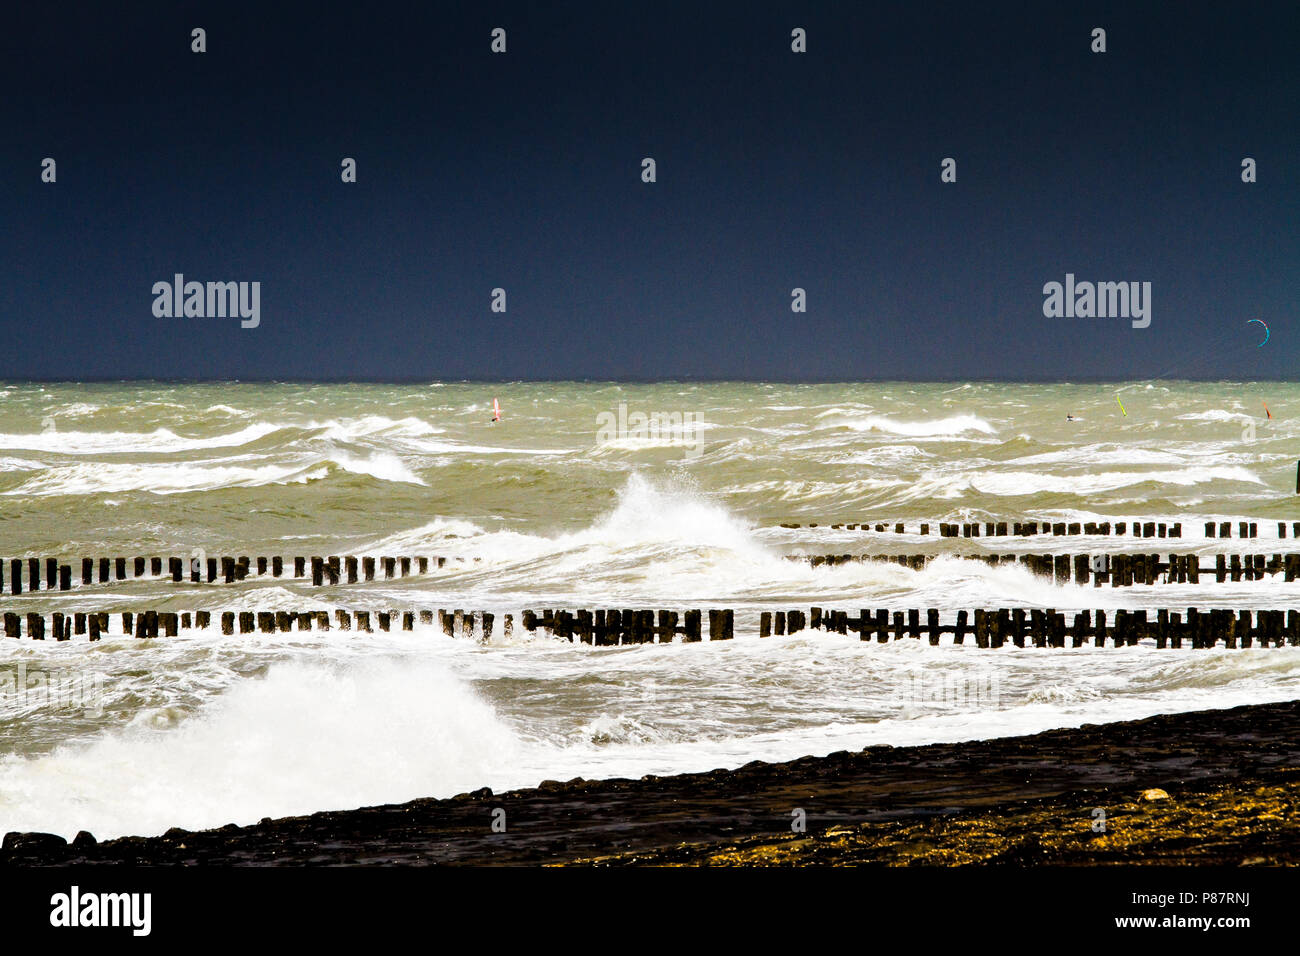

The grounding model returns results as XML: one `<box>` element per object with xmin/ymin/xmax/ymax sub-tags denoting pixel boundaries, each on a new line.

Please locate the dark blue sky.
<box><xmin>1</xmin><ymin>1</ymin><xmax>1295</xmax><ymax>381</ymax></box>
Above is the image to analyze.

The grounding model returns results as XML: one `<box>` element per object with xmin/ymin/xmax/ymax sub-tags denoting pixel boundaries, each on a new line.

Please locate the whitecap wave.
<box><xmin>827</xmin><ymin>414</ymin><xmax>998</xmax><ymax>438</ymax></box>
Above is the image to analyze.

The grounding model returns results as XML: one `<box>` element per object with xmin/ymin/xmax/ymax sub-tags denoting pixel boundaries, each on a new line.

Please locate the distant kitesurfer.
<box><xmin>1066</xmin><ymin>414</ymin><xmax>1076</xmax><ymax>422</ymax></box>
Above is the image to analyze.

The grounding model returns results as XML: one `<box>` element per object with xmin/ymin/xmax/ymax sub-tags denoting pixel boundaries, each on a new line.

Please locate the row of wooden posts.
<box><xmin>3</xmin><ymin>605</ymin><xmax>1295</xmax><ymax>648</ymax></box>
<box><xmin>521</xmin><ymin>608</ymin><xmax>734</xmax><ymax>643</ymax></box>
<box><xmin>2</xmin><ymin>608</ymin><xmax>504</xmax><ymax>641</ymax></box>
<box><xmin>798</xmin><ymin>551</ymin><xmax>1300</xmax><ymax>585</ymax></box>
<box><xmin>760</xmin><ymin>607</ymin><xmax>1300</xmax><ymax>648</ymax></box>
<box><xmin>0</xmin><ymin>555</ymin><xmax>475</xmax><ymax>594</ymax></box>
<box><xmin>781</xmin><ymin>520</ymin><xmax>1300</xmax><ymax>539</ymax></box>
<box><xmin>4</xmin><ymin>520</ymin><xmax>1293</xmax><ymax>595</ymax></box>
<box><xmin>0</xmin><ymin>608</ymin><xmax>736</xmax><ymax>644</ymax></box>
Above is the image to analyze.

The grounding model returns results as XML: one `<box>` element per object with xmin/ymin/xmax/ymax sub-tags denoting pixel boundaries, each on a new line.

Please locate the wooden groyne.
<box><xmin>1</xmin><ymin>608</ymin><xmax>505</xmax><ymax>641</ymax></box>
<box><xmin>5</xmin><ymin>522</ymin><xmax>1294</xmax><ymax>594</ymax></box>
<box><xmin>5</xmin><ymin>605</ymin><xmax>1295</xmax><ymax>648</ymax></box>
<box><xmin>0</xmin><ymin>607</ymin><xmax>734</xmax><ymax>645</ymax></box>
<box><xmin>521</xmin><ymin>608</ymin><xmax>733</xmax><ymax>643</ymax></box>
<box><xmin>795</xmin><ymin>551</ymin><xmax>1300</xmax><ymax>585</ymax></box>
<box><xmin>0</xmin><ymin>554</ymin><xmax>479</xmax><ymax>593</ymax></box>
<box><xmin>760</xmin><ymin>606</ymin><xmax>1300</xmax><ymax>648</ymax></box>
<box><xmin>779</xmin><ymin>520</ymin><xmax>1300</xmax><ymax>539</ymax></box>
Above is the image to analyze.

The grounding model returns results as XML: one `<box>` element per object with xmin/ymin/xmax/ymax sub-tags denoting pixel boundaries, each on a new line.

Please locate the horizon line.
<box><xmin>0</xmin><ymin>377</ymin><xmax>1296</xmax><ymax>387</ymax></box>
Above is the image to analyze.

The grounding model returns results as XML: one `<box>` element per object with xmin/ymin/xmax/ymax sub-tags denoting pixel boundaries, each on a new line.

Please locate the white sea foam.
<box><xmin>330</xmin><ymin>450</ymin><xmax>425</xmax><ymax>485</ymax></box>
<box><xmin>0</xmin><ymin>456</ymin><xmax>43</xmax><ymax>474</ymax></box>
<box><xmin>894</xmin><ymin>465</ymin><xmax>1263</xmax><ymax>500</ymax></box>
<box><xmin>0</xmin><ymin>423</ymin><xmax>282</xmax><ymax>455</ymax></box>
<box><xmin>1177</xmin><ymin>409</ymin><xmax>1250</xmax><ymax>422</ymax></box>
<box><xmin>827</xmin><ymin>413</ymin><xmax>997</xmax><ymax>437</ymax></box>
<box><xmin>2</xmin><ymin>450</ymin><xmax>426</xmax><ymax>495</ymax></box>
<box><xmin>366</xmin><ymin>473</ymin><xmax>766</xmax><ymax>566</ymax></box>
<box><xmin>46</xmin><ymin>402</ymin><xmax>102</xmax><ymax>417</ymax></box>
<box><xmin>2</xmin><ymin>461</ymin><xmax>319</xmax><ymax>496</ymax></box>
<box><xmin>0</xmin><ymin>656</ymin><xmax>523</xmax><ymax>839</ymax></box>
<box><xmin>1007</xmin><ymin>446</ymin><xmax>1189</xmax><ymax>467</ymax></box>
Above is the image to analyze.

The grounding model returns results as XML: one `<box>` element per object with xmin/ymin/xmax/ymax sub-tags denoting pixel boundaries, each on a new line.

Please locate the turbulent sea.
<box><xmin>0</xmin><ymin>380</ymin><xmax>1297</xmax><ymax>839</ymax></box>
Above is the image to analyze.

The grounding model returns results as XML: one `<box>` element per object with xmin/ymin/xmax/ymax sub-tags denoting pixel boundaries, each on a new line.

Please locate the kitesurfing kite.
<box><xmin>1249</xmin><ymin>318</ymin><xmax>1270</xmax><ymax>347</ymax></box>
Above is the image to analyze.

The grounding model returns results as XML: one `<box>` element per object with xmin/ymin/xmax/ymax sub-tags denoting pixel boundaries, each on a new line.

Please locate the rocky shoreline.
<box><xmin>571</xmin><ymin>770</ymin><xmax>1300</xmax><ymax>865</ymax></box>
<box><xmin>4</xmin><ymin>699</ymin><xmax>1298</xmax><ymax>866</ymax></box>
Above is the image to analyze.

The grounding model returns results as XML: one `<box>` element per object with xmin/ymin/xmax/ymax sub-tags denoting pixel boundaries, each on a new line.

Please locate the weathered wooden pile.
<box><xmin>1</xmin><ymin>608</ymin><xmax>502</xmax><ymax>640</ymax></box>
<box><xmin>778</xmin><ymin>519</ymin><xmax>1299</xmax><ymax>539</ymax></box>
<box><xmin>520</xmin><ymin>608</ymin><xmax>733</xmax><ymax>643</ymax></box>
<box><xmin>7</xmin><ymin>603</ymin><xmax>1292</xmax><ymax>649</ymax></box>
<box><xmin>0</xmin><ymin>554</ymin><xmax>474</xmax><ymax>592</ymax></box>
<box><xmin>796</xmin><ymin>551</ymin><xmax>1300</xmax><ymax>585</ymax></box>
<box><xmin>0</xmin><ymin>607</ymin><xmax>737</xmax><ymax>645</ymax></box>
<box><xmin>760</xmin><ymin>606</ymin><xmax>1300</xmax><ymax>648</ymax></box>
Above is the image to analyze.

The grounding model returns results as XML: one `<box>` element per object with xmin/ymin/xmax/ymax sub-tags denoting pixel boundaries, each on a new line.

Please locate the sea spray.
<box><xmin>0</xmin><ymin>657</ymin><xmax>521</xmax><ymax>839</ymax></box>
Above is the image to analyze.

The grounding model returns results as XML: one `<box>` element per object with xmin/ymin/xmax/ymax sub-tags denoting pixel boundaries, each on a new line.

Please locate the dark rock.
<box><xmin>3</xmin><ymin>831</ymin><xmax>68</xmax><ymax>853</ymax></box>
<box><xmin>71</xmin><ymin>831</ymin><xmax>97</xmax><ymax>848</ymax></box>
